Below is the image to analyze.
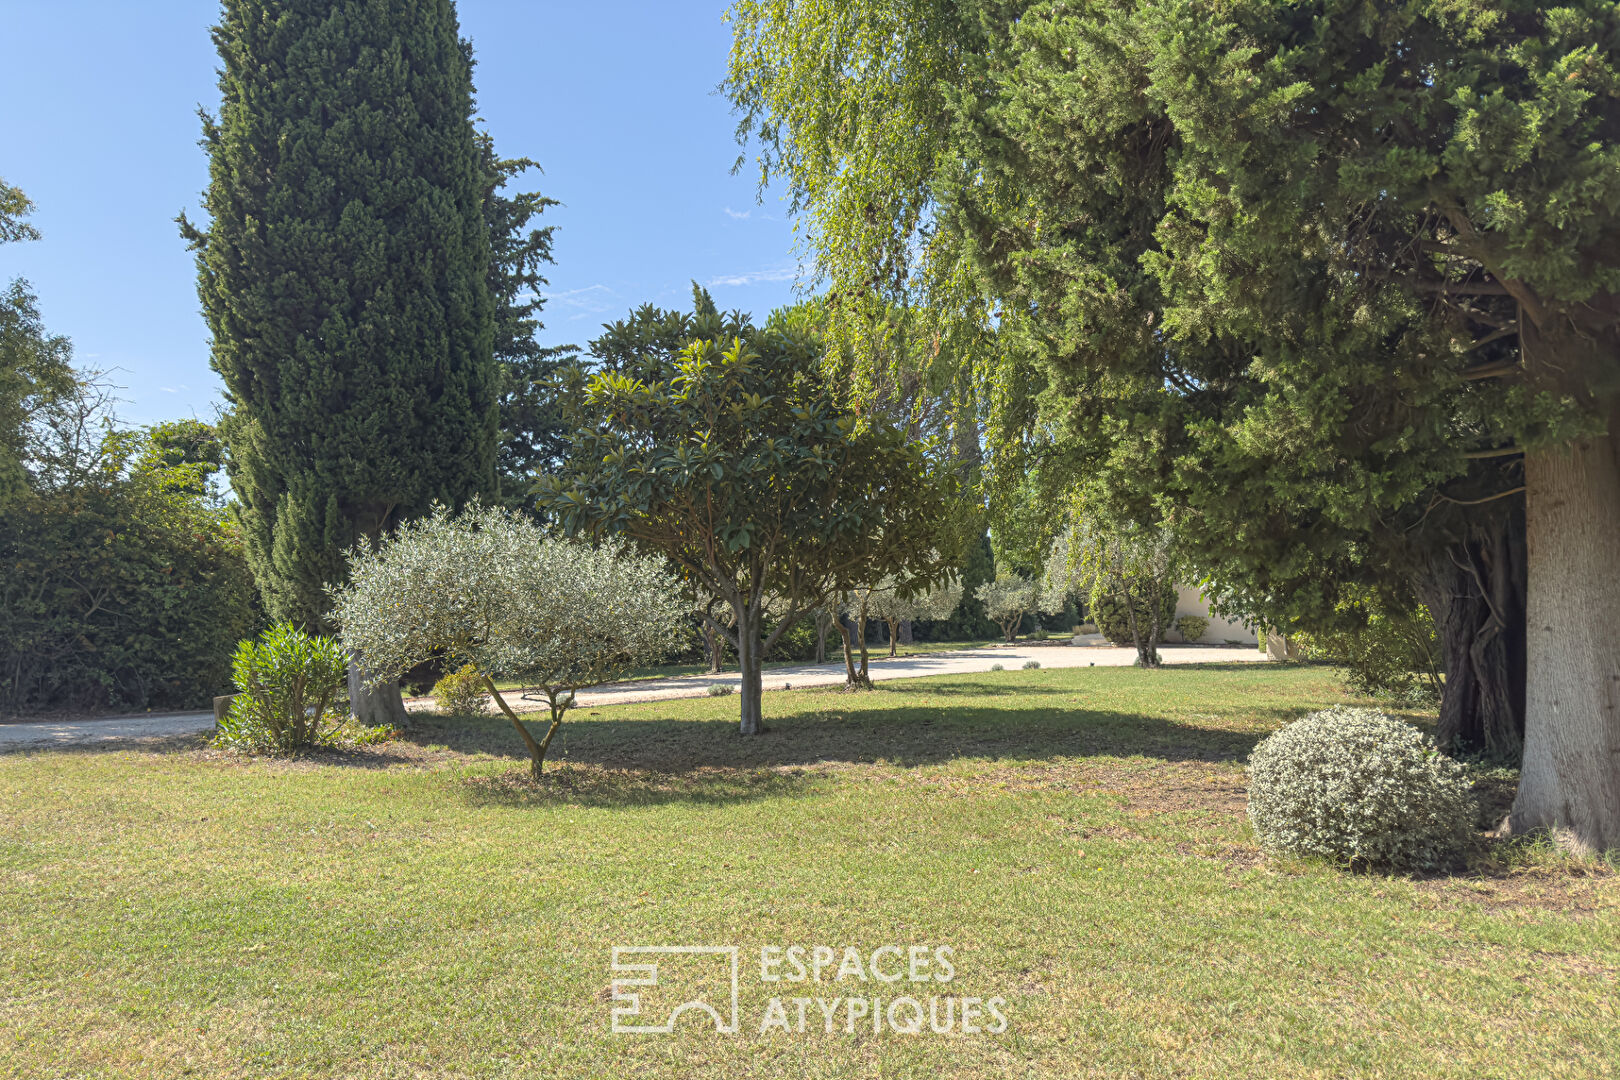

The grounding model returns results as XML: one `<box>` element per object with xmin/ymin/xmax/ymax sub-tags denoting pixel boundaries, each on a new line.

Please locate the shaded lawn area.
<box><xmin>0</xmin><ymin>664</ymin><xmax>1615</xmax><ymax>1079</ymax></box>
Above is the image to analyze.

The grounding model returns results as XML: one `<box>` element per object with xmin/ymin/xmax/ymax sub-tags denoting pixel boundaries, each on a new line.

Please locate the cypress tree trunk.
<box><xmin>1511</xmin><ymin>403</ymin><xmax>1620</xmax><ymax>851</ymax></box>
<box><xmin>1424</xmin><ymin>511</ymin><xmax>1526</xmax><ymax>762</ymax></box>
<box><xmin>348</xmin><ymin>657</ymin><xmax>407</xmax><ymax>728</ymax></box>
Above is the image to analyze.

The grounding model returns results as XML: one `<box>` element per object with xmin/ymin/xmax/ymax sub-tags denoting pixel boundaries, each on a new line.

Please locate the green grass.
<box><xmin>2</xmin><ymin>664</ymin><xmax>1615</xmax><ymax>1079</ymax></box>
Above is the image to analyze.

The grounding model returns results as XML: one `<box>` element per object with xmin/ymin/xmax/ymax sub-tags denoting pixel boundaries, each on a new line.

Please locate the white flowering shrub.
<box><xmin>331</xmin><ymin>504</ymin><xmax>687</xmax><ymax>777</ymax></box>
<box><xmin>1247</xmin><ymin>707</ymin><xmax>1475</xmax><ymax>871</ymax></box>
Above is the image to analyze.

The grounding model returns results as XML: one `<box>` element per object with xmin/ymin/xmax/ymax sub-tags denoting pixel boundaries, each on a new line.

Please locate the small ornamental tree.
<box><xmin>1045</xmin><ymin>522</ymin><xmax>1181</xmax><ymax>668</ymax></box>
<box><xmin>975</xmin><ymin>576</ymin><xmax>1039</xmax><ymax>643</ymax></box>
<box><xmin>331</xmin><ymin>505</ymin><xmax>685</xmax><ymax>777</ymax></box>
<box><xmin>535</xmin><ymin>290</ymin><xmax>955</xmax><ymax>734</ymax></box>
<box><xmin>868</xmin><ymin>576</ymin><xmax>962</xmax><ymax>657</ymax></box>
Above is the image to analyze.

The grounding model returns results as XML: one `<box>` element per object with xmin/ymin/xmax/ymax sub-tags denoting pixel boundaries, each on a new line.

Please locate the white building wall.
<box><xmin>1171</xmin><ymin>584</ymin><xmax>1258</xmax><ymax>645</ymax></box>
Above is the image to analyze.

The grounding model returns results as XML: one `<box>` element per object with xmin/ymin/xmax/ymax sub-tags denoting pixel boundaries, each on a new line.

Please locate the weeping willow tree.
<box><xmin>729</xmin><ymin>0</ymin><xmax>1620</xmax><ymax>850</ymax></box>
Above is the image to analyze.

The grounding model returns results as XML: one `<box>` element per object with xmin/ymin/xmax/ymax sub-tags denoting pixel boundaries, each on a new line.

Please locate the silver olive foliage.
<box><xmin>330</xmin><ymin>503</ymin><xmax>686</xmax><ymax>775</ymax></box>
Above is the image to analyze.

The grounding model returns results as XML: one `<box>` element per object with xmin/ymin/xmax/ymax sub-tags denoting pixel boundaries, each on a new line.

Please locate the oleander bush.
<box><xmin>214</xmin><ymin>623</ymin><xmax>347</xmax><ymax>752</ymax></box>
<box><xmin>1247</xmin><ymin>707</ymin><xmax>1475</xmax><ymax>871</ymax></box>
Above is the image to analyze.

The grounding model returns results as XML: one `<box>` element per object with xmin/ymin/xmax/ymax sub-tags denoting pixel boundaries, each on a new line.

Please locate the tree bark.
<box><xmin>886</xmin><ymin>618</ymin><xmax>900</xmax><ymax>657</ymax></box>
<box><xmin>737</xmin><ymin>606</ymin><xmax>765</xmax><ymax>735</ymax></box>
<box><xmin>836</xmin><ymin>615</ymin><xmax>871</xmax><ymax>689</ymax></box>
<box><xmin>899</xmin><ymin>619</ymin><xmax>914</xmax><ymax>646</ymax></box>
<box><xmin>814</xmin><ymin>609</ymin><xmax>834</xmax><ymax>665</ymax></box>
<box><xmin>1423</xmin><ymin>510</ymin><xmax>1526</xmax><ymax>762</ymax></box>
<box><xmin>1511</xmin><ymin>407</ymin><xmax>1620</xmax><ymax>851</ymax></box>
<box><xmin>348</xmin><ymin>654</ymin><xmax>406</xmax><ymax>728</ymax></box>
<box><xmin>704</xmin><ymin>622</ymin><xmax>726</xmax><ymax>674</ymax></box>
<box><xmin>482</xmin><ymin>674</ymin><xmax>548</xmax><ymax>779</ymax></box>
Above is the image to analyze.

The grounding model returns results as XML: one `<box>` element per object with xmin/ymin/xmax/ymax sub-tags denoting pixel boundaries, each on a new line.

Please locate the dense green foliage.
<box><xmin>480</xmin><ymin>139</ymin><xmax>574</xmax><ymax>510</ymax></box>
<box><xmin>536</xmin><ymin>289</ymin><xmax>956</xmax><ymax>733</ymax></box>
<box><xmin>184</xmin><ymin>0</ymin><xmax>498</xmax><ymax>628</ymax></box>
<box><xmin>1248</xmin><ymin>707</ymin><xmax>1477</xmax><ymax>871</ymax></box>
<box><xmin>431</xmin><ymin>663</ymin><xmax>489</xmax><ymax>716</ymax></box>
<box><xmin>214</xmin><ymin>623</ymin><xmax>350</xmax><ymax>752</ymax></box>
<box><xmin>1093</xmin><ymin>581</ymin><xmax>1178</xmax><ymax>650</ymax></box>
<box><xmin>1</xmin><ymin>408</ymin><xmax>259</xmax><ymax>714</ymax></box>
<box><xmin>1297</xmin><ymin>590</ymin><xmax>1442</xmax><ymax>706</ymax></box>
<box><xmin>1</xmin><ymin>182</ymin><xmax>74</xmax><ymax>505</ymax></box>
<box><xmin>729</xmin><ymin>0</ymin><xmax>1620</xmax><ymax>843</ymax></box>
<box><xmin>731</xmin><ymin>0</ymin><xmax>1614</xmax><ymax>624</ymax></box>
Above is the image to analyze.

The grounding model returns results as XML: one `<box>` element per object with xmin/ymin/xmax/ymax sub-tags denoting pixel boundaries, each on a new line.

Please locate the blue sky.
<box><xmin>0</xmin><ymin>1</ymin><xmax>803</xmax><ymax>426</ymax></box>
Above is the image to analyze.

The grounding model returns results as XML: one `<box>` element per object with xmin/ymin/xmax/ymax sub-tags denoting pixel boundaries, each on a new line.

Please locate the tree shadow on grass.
<box><xmin>398</xmin><ymin>683</ymin><xmax>1304</xmax><ymax>786</ymax></box>
<box><xmin>456</xmin><ymin>761</ymin><xmax>822</xmax><ymax>810</ymax></box>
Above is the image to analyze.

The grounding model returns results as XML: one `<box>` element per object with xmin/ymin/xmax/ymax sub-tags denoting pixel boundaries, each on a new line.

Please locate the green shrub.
<box><xmin>1247</xmin><ymin>707</ymin><xmax>1475</xmax><ymax>871</ymax></box>
<box><xmin>989</xmin><ymin>662</ymin><xmax>1004</xmax><ymax>672</ymax></box>
<box><xmin>1295</xmin><ymin>597</ymin><xmax>1440</xmax><ymax>704</ymax></box>
<box><xmin>1030</xmin><ymin>627</ymin><xmax>1048</xmax><ymax>641</ymax></box>
<box><xmin>1023</xmin><ymin>659</ymin><xmax>1040</xmax><ymax>670</ymax></box>
<box><xmin>431</xmin><ymin>663</ymin><xmax>488</xmax><ymax>715</ymax></box>
<box><xmin>1092</xmin><ymin>581</ymin><xmax>1178</xmax><ymax>646</ymax></box>
<box><xmin>707</xmin><ymin>683</ymin><xmax>735</xmax><ymax>697</ymax></box>
<box><xmin>1175</xmin><ymin>615</ymin><xmax>1209</xmax><ymax>642</ymax></box>
<box><xmin>1</xmin><ymin>416</ymin><xmax>259</xmax><ymax>714</ymax></box>
<box><xmin>214</xmin><ymin>623</ymin><xmax>348</xmax><ymax>752</ymax></box>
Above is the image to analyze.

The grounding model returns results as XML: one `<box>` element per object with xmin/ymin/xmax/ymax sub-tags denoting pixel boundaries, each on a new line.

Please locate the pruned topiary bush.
<box><xmin>1175</xmin><ymin>615</ymin><xmax>1209</xmax><ymax>643</ymax></box>
<box><xmin>1247</xmin><ymin>707</ymin><xmax>1475</xmax><ymax>871</ymax></box>
<box><xmin>1092</xmin><ymin>580</ymin><xmax>1178</xmax><ymax>646</ymax></box>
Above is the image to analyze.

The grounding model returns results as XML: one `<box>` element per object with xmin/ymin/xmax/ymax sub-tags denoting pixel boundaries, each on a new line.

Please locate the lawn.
<box><xmin>1</xmin><ymin>664</ymin><xmax>1615</xmax><ymax>1079</ymax></box>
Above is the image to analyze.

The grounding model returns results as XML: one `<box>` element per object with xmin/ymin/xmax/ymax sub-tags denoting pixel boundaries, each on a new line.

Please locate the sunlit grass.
<box><xmin>1</xmin><ymin>664</ymin><xmax>1614</xmax><ymax>1078</ymax></box>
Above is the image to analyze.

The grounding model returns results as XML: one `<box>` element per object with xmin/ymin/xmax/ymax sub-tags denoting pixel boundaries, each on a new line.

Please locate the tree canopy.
<box><xmin>183</xmin><ymin>0</ymin><xmax>499</xmax><ymax>636</ymax></box>
<box><xmin>728</xmin><ymin>0</ymin><xmax>1620</xmax><ymax>850</ymax></box>
<box><xmin>332</xmin><ymin>505</ymin><xmax>686</xmax><ymax>776</ymax></box>
<box><xmin>536</xmin><ymin>288</ymin><xmax>957</xmax><ymax>733</ymax></box>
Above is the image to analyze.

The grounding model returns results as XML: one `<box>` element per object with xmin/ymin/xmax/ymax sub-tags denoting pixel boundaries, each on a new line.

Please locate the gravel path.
<box><xmin>0</xmin><ymin>642</ymin><xmax>1266</xmax><ymax>746</ymax></box>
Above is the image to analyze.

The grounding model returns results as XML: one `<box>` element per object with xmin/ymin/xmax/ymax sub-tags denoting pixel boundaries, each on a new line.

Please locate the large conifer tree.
<box><xmin>184</xmin><ymin>0</ymin><xmax>497</xmax><ymax>719</ymax></box>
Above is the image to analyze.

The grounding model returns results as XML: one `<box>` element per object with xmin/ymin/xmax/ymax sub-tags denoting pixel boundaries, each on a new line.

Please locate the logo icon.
<box><xmin>610</xmin><ymin>946</ymin><xmax>740</xmax><ymax>1034</ymax></box>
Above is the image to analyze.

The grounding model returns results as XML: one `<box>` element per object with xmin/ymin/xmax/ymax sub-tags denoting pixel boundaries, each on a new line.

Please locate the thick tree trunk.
<box><xmin>1423</xmin><ymin>510</ymin><xmax>1526</xmax><ymax>762</ymax></box>
<box><xmin>348</xmin><ymin>655</ymin><xmax>406</xmax><ymax>727</ymax></box>
<box><xmin>899</xmin><ymin>619</ymin><xmax>914</xmax><ymax>646</ymax></box>
<box><xmin>737</xmin><ymin>607</ymin><xmax>765</xmax><ymax>735</ymax></box>
<box><xmin>1511</xmin><ymin>415</ymin><xmax>1620</xmax><ymax>851</ymax></box>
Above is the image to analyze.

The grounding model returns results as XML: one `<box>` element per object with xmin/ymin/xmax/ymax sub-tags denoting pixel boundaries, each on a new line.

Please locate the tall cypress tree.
<box><xmin>183</xmin><ymin>0</ymin><xmax>496</xmax><ymax>718</ymax></box>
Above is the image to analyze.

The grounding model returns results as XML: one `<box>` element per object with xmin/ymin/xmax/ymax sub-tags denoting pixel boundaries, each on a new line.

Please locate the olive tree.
<box><xmin>868</xmin><ymin>577</ymin><xmax>962</xmax><ymax>657</ymax></box>
<box><xmin>1044</xmin><ymin>522</ymin><xmax>1180</xmax><ymax>668</ymax></box>
<box><xmin>974</xmin><ymin>576</ymin><xmax>1040</xmax><ymax>643</ymax></box>
<box><xmin>331</xmin><ymin>504</ymin><xmax>686</xmax><ymax>777</ymax></box>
